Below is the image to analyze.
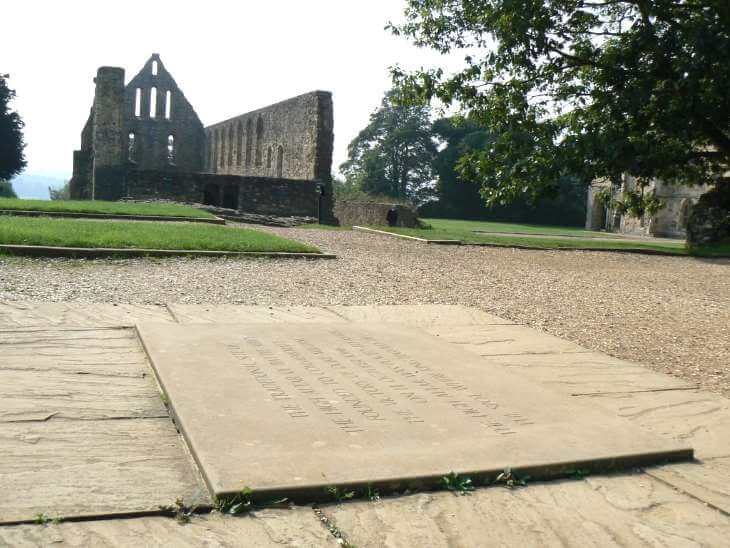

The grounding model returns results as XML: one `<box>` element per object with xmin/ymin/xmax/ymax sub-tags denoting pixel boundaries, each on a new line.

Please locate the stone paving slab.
<box><xmin>0</xmin><ymin>302</ymin><xmax>173</xmax><ymax>328</ymax></box>
<box><xmin>0</xmin><ymin>325</ymin><xmax>208</xmax><ymax>524</ymax></box>
<box><xmin>0</xmin><ymin>368</ymin><xmax>167</xmax><ymax>423</ymax></box>
<box><xmin>324</xmin><ymin>473</ymin><xmax>730</xmax><ymax>548</ymax></box>
<box><xmin>578</xmin><ymin>389</ymin><xmax>730</xmax><ymax>460</ymax></box>
<box><xmin>489</xmin><ymin>352</ymin><xmax>695</xmax><ymax>395</ymax></box>
<box><xmin>325</xmin><ymin>304</ymin><xmax>515</xmax><ymax>326</ymax></box>
<box><xmin>0</xmin><ymin>511</ymin><xmax>336</xmax><ymax>548</ymax></box>
<box><xmin>0</xmin><ymin>419</ymin><xmax>208</xmax><ymax>524</ymax></box>
<box><xmin>168</xmin><ymin>304</ymin><xmax>346</xmax><ymax>324</ymax></box>
<box><xmin>1</xmin><ymin>328</ymin><xmax>150</xmax><ymax>378</ymax></box>
<box><xmin>423</xmin><ymin>324</ymin><xmax>590</xmax><ymax>356</ymax></box>
<box><xmin>649</xmin><ymin>457</ymin><xmax>730</xmax><ymax>515</ymax></box>
<box><xmin>138</xmin><ymin>322</ymin><xmax>690</xmax><ymax>500</ymax></box>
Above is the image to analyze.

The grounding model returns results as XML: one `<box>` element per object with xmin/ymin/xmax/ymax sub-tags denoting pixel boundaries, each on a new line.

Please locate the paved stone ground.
<box><xmin>0</xmin><ymin>303</ymin><xmax>729</xmax><ymax>546</ymax></box>
<box><xmin>0</xmin><ymin>227</ymin><xmax>727</xmax><ymax>397</ymax></box>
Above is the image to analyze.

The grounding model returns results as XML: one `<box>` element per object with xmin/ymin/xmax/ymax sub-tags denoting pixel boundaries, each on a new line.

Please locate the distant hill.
<box><xmin>8</xmin><ymin>174</ymin><xmax>69</xmax><ymax>200</ymax></box>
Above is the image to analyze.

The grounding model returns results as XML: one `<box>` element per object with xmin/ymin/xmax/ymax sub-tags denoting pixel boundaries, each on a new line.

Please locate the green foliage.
<box><xmin>391</xmin><ymin>1</ymin><xmax>730</xmax><ymax>208</ymax></box>
<box><xmin>441</xmin><ymin>472</ymin><xmax>474</xmax><ymax>495</ymax></box>
<box><xmin>325</xmin><ymin>485</ymin><xmax>356</xmax><ymax>502</ymax></box>
<box><xmin>0</xmin><ymin>179</ymin><xmax>17</xmax><ymax>198</ymax></box>
<box><xmin>494</xmin><ymin>467</ymin><xmax>528</xmax><ymax>489</ymax></box>
<box><xmin>49</xmin><ymin>181</ymin><xmax>71</xmax><ymax>201</ymax></box>
<box><xmin>340</xmin><ymin>90</ymin><xmax>437</xmax><ymax>202</ymax></box>
<box><xmin>0</xmin><ymin>217</ymin><xmax>321</xmax><ymax>254</ymax></box>
<box><xmin>215</xmin><ymin>487</ymin><xmax>254</xmax><ymax>515</ymax></box>
<box><xmin>425</xmin><ymin>117</ymin><xmax>586</xmax><ymax>225</ymax></box>
<box><xmin>0</xmin><ymin>197</ymin><xmax>215</xmax><ymax>218</ymax></box>
<box><xmin>0</xmin><ymin>74</ymin><xmax>26</xmax><ymax>180</ymax></box>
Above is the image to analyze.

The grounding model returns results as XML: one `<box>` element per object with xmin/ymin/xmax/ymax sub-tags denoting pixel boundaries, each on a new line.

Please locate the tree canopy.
<box><xmin>340</xmin><ymin>91</ymin><xmax>437</xmax><ymax>202</ymax></box>
<box><xmin>390</xmin><ymin>1</ymin><xmax>730</xmax><ymax>207</ymax></box>
<box><xmin>0</xmin><ymin>74</ymin><xmax>26</xmax><ymax>181</ymax></box>
<box><xmin>0</xmin><ymin>180</ymin><xmax>18</xmax><ymax>198</ymax></box>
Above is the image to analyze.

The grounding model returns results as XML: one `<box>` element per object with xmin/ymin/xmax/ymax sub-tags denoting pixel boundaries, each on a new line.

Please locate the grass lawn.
<box><xmin>370</xmin><ymin>218</ymin><xmax>726</xmax><ymax>256</ymax></box>
<box><xmin>0</xmin><ymin>198</ymin><xmax>215</xmax><ymax>219</ymax></box>
<box><xmin>422</xmin><ymin>218</ymin><xmax>622</xmax><ymax>238</ymax></box>
<box><xmin>0</xmin><ymin>217</ymin><xmax>320</xmax><ymax>253</ymax></box>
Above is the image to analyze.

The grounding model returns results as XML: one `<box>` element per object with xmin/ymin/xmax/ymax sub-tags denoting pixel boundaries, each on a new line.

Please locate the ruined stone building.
<box><xmin>70</xmin><ymin>54</ymin><xmax>334</xmax><ymax>221</ymax></box>
<box><xmin>586</xmin><ymin>176</ymin><xmax>711</xmax><ymax>238</ymax></box>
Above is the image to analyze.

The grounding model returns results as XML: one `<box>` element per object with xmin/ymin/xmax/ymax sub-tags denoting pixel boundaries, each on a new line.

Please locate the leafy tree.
<box><xmin>340</xmin><ymin>91</ymin><xmax>437</xmax><ymax>202</ymax></box>
<box><xmin>49</xmin><ymin>180</ymin><xmax>71</xmax><ymax>201</ymax></box>
<box><xmin>0</xmin><ymin>179</ymin><xmax>17</xmax><ymax>198</ymax></box>
<box><xmin>0</xmin><ymin>74</ymin><xmax>26</xmax><ymax>180</ymax></box>
<box><xmin>390</xmin><ymin>1</ymin><xmax>730</xmax><ymax>210</ymax></box>
<box><xmin>425</xmin><ymin>117</ymin><xmax>586</xmax><ymax>225</ymax></box>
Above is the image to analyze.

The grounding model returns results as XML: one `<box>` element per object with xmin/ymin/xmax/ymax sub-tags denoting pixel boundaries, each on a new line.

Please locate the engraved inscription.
<box><xmin>225</xmin><ymin>329</ymin><xmax>535</xmax><ymax>436</ymax></box>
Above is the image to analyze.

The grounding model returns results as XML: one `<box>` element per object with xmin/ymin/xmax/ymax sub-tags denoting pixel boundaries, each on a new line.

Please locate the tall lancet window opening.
<box><xmin>152</xmin><ymin>60</ymin><xmax>158</xmax><ymax>75</ymax></box>
<box><xmin>149</xmin><ymin>87</ymin><xmax>157</xmax><ymax>118</ymax></box>
<box><xmin>134</xmin><ymin>88</ymin><xmax>142</xmax><ymax>117</ymax></box>
<box><xmin>128</xmin><ymin>133</ymin><xmax>136</xmax><ymax>161</ymax></box>
<box><xmin>167</xmin><ymin>135</ymin><xmax>175</xmax><ymax>164</ymax></box>
<box><xmin>165</xmin><ymin>91</ymin><xmax>172</xmax><ymax>120</ymax></box>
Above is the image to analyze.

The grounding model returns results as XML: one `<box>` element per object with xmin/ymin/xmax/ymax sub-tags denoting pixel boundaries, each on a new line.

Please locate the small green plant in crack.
<box><xmin>365</xmin><ymin>484</ymin><xmax>380</xmax><ymax>502</ymax></box>
<box><xmin>34</xmin><ymin>513</ymin><xmax>50</xmax><ymax>525</ymax></box>
<box><xmin>442</xmin><ymin>472</ymin><xmax>474</xmax><ymax>495</ymax></box>
<box><xmin>571</xmin><ymin>468</ymin><xmax>591</xmax><ymax>480</ymax></box>
<box><xmin>159</xmin><ymin>392</ymin><xmax>169</xmax><ymax>405</ymax></box>
<box><xmin>214</xmin><ymin>487</ymin><xmax>288</xmax><ymax>515</ymax></box>
<box><xmin>215</xmin><ymin>487</ymin><xmax>254</xmax><ymax>515</ymax></box>
<box><xmin>494</xmin><ymin>467</ymin><xmax>528</xmax><ymax>489</ymax></box>
<box><xmin>159</xmin><ymin>497</ymin><xmax>195</xmax><ymax>524</ymax></box>
<box><xmin>325</xmin><ymin>485</ymin><xmax>356</xmax><ymax>503</ymax></box>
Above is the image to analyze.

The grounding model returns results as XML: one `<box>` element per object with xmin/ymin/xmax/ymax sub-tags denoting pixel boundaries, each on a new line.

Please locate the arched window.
<box><xmin>266</xmin><ymin>147</ymin><xmax>272</xmax><ymax>170</ymax></box>
<box><xmin>276</xmin><ymin>145</ymin><xmax>284</xmax><ymax>177</ymax></box>
<box><xmin>149</xmin><ymin>87</ymin><xmax>157</xmax><ymax>118</ymax></box>
<box><xmin>134</xmin><ymin>88</ymin><xmax>142</xmax><ymax>117</ymax></box>
<box><xmin>166</xmin><ymin>135</ymin><xmax>175</xmax><ymax>164</ymax></box>
<box><xmin>236</xmin><ymin>121</ymin><xmax>243</xmax><ymax>167</ymax></box>
<box><xmin>165</xmin><ymin>91</ymin><xmax>172</xmax><ymax>120</ymax></box>
<box><xmin>128</xmin><ymin>132</ymin><xmax>136</xmax><ymax>162</ymax></box>
<box><xmin>227</xmin><ymin>125</ymin><xmax>234</xmax><ymax>168</ymax></box>
<box><xmin>255</xmin><ymin>116</ymin><xmax>264</xmax><ymax>167</ymax></box>
<box><xmin>152</xmin><ymin>60</ymin><xmax>158</xmax><ymax>76</ymax></box>
<box><xmin>245</xmin><ymin>119</ymin><xmax>253</xmax><ymax>167</ymax></box>
<box><xmin>679</xmin><ymin>199</ymin><xmax>693</xmax><ymax>229</ymax></box>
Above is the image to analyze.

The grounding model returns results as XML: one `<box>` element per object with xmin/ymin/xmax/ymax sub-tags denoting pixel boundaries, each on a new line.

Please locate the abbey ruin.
<box><xmin>69</xmin><ymin>54</ymin><xmax>334</xmax><ymax>222</ymax></box>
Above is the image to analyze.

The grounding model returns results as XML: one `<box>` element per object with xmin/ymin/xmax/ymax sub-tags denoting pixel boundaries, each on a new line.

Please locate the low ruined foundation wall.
<box><xmin>334</xmin><ymin>201</ymin><xmax>420</xmax><ymax>228</ymax></box>
<box><xmin>122</xmin><ymin>170</ymin><xmax>330</xmax><ymax>220</ymax></box>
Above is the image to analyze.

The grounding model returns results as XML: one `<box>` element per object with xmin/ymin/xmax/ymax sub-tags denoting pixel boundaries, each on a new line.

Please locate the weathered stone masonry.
<box><xmin>69</xmin><ymin>54</ymin><xmax>334</xmax><ymax>222</ymax></box>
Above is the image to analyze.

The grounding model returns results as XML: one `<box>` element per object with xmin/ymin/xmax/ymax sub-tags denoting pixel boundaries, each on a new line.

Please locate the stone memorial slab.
<box><xmin>137</xmin><ymin>322</ymin><xmax>692</xmax><ymax>500</ymax></box>
<box><xmin>325</xmin><ymin>304</ymin><xmax>514</xmax><ymax>326</ymax></box>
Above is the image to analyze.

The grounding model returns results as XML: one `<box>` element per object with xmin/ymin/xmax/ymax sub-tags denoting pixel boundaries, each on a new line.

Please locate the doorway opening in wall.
<box><xmin>223</xmin><ymin>184</ymin><xmax>239</xmax><ymax>210</ymax></box>
<box><xmin>203</xmin><ymin>183</ymin><xmax>221</xmax><ymax>207</ymax></box>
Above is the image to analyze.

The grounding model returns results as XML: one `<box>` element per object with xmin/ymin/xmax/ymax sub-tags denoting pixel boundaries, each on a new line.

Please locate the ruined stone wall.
<box><xmin>334</xmin><ymin>201</ymin><xmax>420</xmax><ymax>228</ymax></box>
<box><xmin>204</xmin><ymin>92</ymin><xmax>333</xmax><ymax>182</ymax></box>
<box><xmin>585</xmin><ymin>176</ymin><xmax>711</xmax><ymax>238</ymax></box>
<box><xmin>123</xmin><ymin>170</ymin><xmax>328</xmax><ymax>219</ymax></box>
<box><xmin>124</xmin><ymin>54</ymin><xmax>205</xmax><ymax>173</ymax></box>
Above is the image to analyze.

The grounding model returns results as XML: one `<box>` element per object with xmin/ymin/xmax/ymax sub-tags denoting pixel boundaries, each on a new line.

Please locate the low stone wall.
<box><xmin>119</xmin><ymin>170</ymin><xmax>333</xmax><ymax>222</ymax></box>
<box><xmin>334</xmin><ymin>201</ymin><xmax>420</xmax><ymax>228</ymax></box>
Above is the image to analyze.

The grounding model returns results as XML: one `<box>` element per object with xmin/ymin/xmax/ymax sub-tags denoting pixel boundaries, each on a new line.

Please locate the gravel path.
<box><xmin>1</xmin><ymin>225</ymin><xmax>728</xmax><ymax>396</ymax></box>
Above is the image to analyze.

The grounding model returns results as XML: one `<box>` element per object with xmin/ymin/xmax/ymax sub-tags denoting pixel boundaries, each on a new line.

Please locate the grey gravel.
<box><xmin>1</xmin><ymin>224</ymin><xmax>728</xmax><ymax>396</ymax></box>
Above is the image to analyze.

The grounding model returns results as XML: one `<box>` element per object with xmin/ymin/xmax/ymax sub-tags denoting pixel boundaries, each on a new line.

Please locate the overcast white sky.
<box><xmin>4</xmin><ymin>0</ymin><xmax>462</xmax><ymax>178</ymax></box>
